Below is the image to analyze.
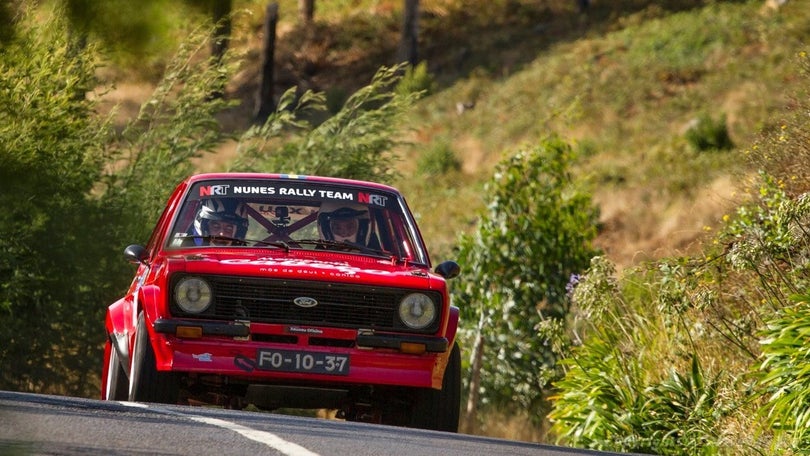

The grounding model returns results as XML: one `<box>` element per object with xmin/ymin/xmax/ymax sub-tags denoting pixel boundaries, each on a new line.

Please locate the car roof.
<box><xmin>185</xmin><ymin>173</ymin><xmax>401</xmax><ymax>193</ymax></box>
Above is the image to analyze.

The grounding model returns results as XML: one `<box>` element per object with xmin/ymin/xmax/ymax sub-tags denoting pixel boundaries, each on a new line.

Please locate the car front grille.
<box><xmin>169</xmin><ymin>274</ymin><xmax>440</xmax><ymax>333</ymax></box>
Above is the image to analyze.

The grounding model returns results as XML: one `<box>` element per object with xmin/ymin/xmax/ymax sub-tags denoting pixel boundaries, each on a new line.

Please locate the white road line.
<box><xmin>118</xmin><ymin>402</ymin><xmax>320</xmax><ymax>456</ymax></box>
<box><xmin>186</xmin><ymin>415</ymin><xmax>321</xmax><ymax>456</ymax></box>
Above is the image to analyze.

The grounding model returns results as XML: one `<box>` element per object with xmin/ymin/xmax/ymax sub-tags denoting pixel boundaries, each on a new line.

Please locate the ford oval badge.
<box><xmin>293</xmin><ymin>297</ymin><xmax>318</xmax><ymax>308</ymax></box>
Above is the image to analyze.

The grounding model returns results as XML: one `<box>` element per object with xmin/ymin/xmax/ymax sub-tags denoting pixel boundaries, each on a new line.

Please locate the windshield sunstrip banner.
<box><xmin>190</xmin><ymin>181</ymin><xmax>392</xmax><ymax>208</ymax></box>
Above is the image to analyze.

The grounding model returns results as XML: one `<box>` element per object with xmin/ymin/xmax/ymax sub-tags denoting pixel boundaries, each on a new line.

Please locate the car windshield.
<box><xmin>165</xmin><ymin>179</ymin><xmax>427</xmax><ymax>264</ymax></box>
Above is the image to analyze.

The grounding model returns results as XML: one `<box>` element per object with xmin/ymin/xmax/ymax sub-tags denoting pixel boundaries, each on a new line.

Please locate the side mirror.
<box><xmin>124</xmin><ymin>244</ymin><xmax>149</xmax><ymax>265</ymax></box>
<box><xmin>434</xmin><ymin>260</ymin><xmax>460</xmax><ymax>279</ymax></box>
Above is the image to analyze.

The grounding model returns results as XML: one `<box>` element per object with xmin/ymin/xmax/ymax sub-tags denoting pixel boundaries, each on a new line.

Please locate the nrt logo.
<box><xmin>358</xmin><ymin>192</ymin><xmax>388</xmax><ymax>207</ymax></box>
<box><xmin>200</xmin><ymin>185</ymin><xmax>230</xmax><ymax>196</ymax></box>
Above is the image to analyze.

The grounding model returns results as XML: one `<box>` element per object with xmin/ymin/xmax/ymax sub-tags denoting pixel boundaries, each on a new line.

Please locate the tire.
<box><xmin>128</xmin><ymin>312</ymin><xmax>180</xmax><ymax>404</ymax></box>
<box><xmin>409</xmin><ymin>343</ymin><xmax>461</xmax><ymax>432</ymax></box>
<box><xmin>104</xmin><ymin>339</ymin><xmax>129</xmax><ymax>401</ymax></box>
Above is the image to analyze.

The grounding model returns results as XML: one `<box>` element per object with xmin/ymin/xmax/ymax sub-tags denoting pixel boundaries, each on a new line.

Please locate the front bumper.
<box><xmin>151</xmin><ymin>318</ymin><xmax>450</xmax><ymax>389</ymax></box>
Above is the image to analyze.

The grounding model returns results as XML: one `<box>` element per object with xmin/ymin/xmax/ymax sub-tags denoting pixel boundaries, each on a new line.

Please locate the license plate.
<box><xmin>256</xmin><ymin>349</ymin><xmax>350</xmax><ymax>375</ymax></box>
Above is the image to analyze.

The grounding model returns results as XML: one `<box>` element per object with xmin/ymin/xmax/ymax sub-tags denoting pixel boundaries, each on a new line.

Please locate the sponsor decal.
<box><xmin>199</xmin><ymin>185</ymin><xmax>230</xmax><ymax>196</ymax></box>
<box><xmin>286</xmin><ymin>326</ymin><xmax>324</xmax><ymax>335</ymax></box>
<box><xmin>192</xmin><ymin>353</ymin><xmax>213</xmax><ymax>362</ymax></box>
<box><xmin>358</xmin><ymin>192</ymin><xmax>388</xmax><ymax>207</ymax></box>
<box><xmin>221</xmin><ymin>257</ymin><xmax>395</xmax><ymax>277</ymax></box>
<box><xmin>193</xmin><ymin>182</ymin><xmax>392</xmax><ymax>207</ymax></box>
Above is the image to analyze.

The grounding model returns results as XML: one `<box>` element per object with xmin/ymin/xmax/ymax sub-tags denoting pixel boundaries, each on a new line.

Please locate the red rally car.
<box><xmin>101</xmin><ymin>173</ymin><xmax>462</xmax><ymax>431</ymax></box>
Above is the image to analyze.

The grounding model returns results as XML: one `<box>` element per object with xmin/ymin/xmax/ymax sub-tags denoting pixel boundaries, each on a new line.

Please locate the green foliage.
<box><xmin>395</xmin><ymin>61</ymin><xmax>436</xmax><ymax>97</ymax></box>
<box><xmin>549</xmin><ymin>259</ymin><xmax>654</xmax><ymax>452</ymax></box>
<box><xmin>720</xmin><ymin>173</ymin><xmax>810</xmax><ymax>454</ymax></box>
<box><xmin>233</xmin><ymin>64</ymin><xmax>417</xmax><ymax>183</ymax></box>
<box><xmin>644</xmin><ymin>356</ymin><xmax>725</xmax><ymax>455</ymax></box>
<box><xmin>549</xmin><ymin>57</ymin><xmax>810</xmax><ymax>451</ymax></box>
<box><xmin>417</xmin><ymin>140</ymin><xmax>461</xmax><ymax>177</ymax></box>
<box><xmin>101</xmin><ymin>29</ymin><xmax>236</xmax><ymax>241</ymax></box>
<box><xmin>455</xmin><ymin>137</ymin><xmax>600</xmax><ymax>423</ymax></box>
<box><xmin>550</xmin><ymin>257</ymin><xmax>729</xmax><ymax>455</ymax></box>
<box><xmin>0</xmin><ymin>8</ymin><xmax>235</xmax><ymax>396</ymax></box>
<box><xmin>685</xmin><ymin>113</ymin><xmax>734</xmax><ymax>152</ymax></box>
<box><xmin>758</xmin><ymin>293</ymin><xmax>810</xmax><ymax>450</ymax></box>
<box><xmin>0</xmin><ymin>14</ymin><xmax>115</xmax><ymax>395</ymax></box>
<box><xmin>61</xmin><ymin>0</ymin><xmax>202</xmax><ymax>71</ymax></box>
<box><xmin>325</xmin><ymin>86</ymin><xmax>349</xmax><ymax>114</ymax></box>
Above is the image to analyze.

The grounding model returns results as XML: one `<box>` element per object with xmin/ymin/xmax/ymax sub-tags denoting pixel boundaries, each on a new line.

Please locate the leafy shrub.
<box><xmin>417</xmin><ymin>141</ymin><xmax>461</xmax><ymax>176</ymax></box>
<box><xmin>455</xmin><ymin>137</ymin><xmax>600</xmax><ymax>427</ymax></box>
<box><xmin>758</xmin><ymin>293</ymin><xmax>810</xmax><ymax>450</ymax></box>
<box><xmin>395</xmin><ymin>61</ymin><xmax>436</xmax><ymax>97</ymax></box>
<box><xmin>234</xmin><ymin>64</ymin><xmax>417</xmax><ymax>183</ymax></box>
<box><xmin>0</xmin><ymin>14</ymin><xmax>113</xmax><ymax>395</ymax></box>
<box><xmin>685</xmin><ymin>112</ymin><xmax>734</xmax><ymax>152</ymax></box>
<box><xmin>550</xmin><ymin>257</ymin><xmax>729</xmax><ymax>455</ymax></box>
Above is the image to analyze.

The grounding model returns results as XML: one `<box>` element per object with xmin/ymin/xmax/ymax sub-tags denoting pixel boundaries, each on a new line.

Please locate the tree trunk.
<box><xmin>254</xmin><ymin>3</ymin><xmax>279</xmax><ymax>123</ymax></box>
<box><xmin>298</xmin><ymin>0</ymin><xmax>314</xmax><ymax>25</ymax></box>
<box><xmin>211</xmin><ymin>0</ymin><xmax>233</xmax><ymax>66</ymax></box>
<box><xmin>397</xmin><ymin>0</ymin><xmax>419</xmax><ymax>65</ymax></box>
<box><xmin>463</xmin><ymin>311</ymin><xmax>486</xmax><ymax>434</ymax></box>
<box><xmin>207</xmin><ymin>0</ymin><xmax>232</xmax><ymax>100</ymax></box>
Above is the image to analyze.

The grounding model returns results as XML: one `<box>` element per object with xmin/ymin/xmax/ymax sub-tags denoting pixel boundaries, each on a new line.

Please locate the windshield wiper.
<box><xmin>295</xmin><ymin>239</ymin><xmax>397</xmax><ymax>260</ymax></box>
<box><xmin>174</xmin><ymin>234</ymin><xmax>288</xmax><ymax>250</ymax></box>
<box><xmin>250</xmin><ymin>239</ymin><xmax>290</xmax><ymax>252</ymax></box>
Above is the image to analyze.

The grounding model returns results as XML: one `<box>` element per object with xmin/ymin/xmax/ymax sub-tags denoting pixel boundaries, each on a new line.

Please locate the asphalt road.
<box><xmin>0</xmin><ymin>390</ymin><xmax>625</xmax><ymax>456</ymax></box>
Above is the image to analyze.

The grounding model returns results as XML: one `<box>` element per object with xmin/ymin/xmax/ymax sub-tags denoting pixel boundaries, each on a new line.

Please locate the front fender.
<box><xmin>106</xmin><ymin>297</ymin><xmax>132</xmax><ymax>368</ymax></box>
<box><xmin>138</xmin><ymin>284</ymin><xmax>165</xmax><ymax>325</ymax></box>
<box><xmin>431</xmin><ymin>306</ymin><xmax>460</xmax><ymax>389</ymax></box>
<box><xmin>445</xmin><ymin>306</ymin><xmax>459</xmax><ymax>347</ymax></box>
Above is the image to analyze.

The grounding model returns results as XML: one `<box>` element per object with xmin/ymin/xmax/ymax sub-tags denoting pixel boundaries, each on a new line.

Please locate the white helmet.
<box><xmin>193</xmin><ymin>198</ymin><xmax>249</xmax><ymax>239</ymax></box>
<box><xmin>318</xmin><ymin>203</ymin><xmax>369</xmax><ymax>244</ymax></box>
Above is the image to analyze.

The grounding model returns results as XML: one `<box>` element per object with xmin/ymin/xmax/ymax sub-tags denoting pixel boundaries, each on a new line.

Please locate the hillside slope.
<box><xmin>103</xmin><ymin>0</ymin><xmax>805</xmax><ymax>270</ymax></box>
<box><xmin>213</xmin><ymin>0</ymin><xmax>805</xmax><ymax>270</ymax></box>
<box><xmin>391</xmin><ymin>0</ymin><xmax>806</xmax><ymax>267</ymax></box>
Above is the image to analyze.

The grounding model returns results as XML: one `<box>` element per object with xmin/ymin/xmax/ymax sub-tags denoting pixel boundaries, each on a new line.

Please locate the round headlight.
<box><xmin>398</xmin><ymin>293</ymin><xmax>437</xmax><ymax>329</ymax></box>
<box><xmin>174</xmin><ymin>276</ymin><xmax>212</xmax><ymax>314</ymax></box>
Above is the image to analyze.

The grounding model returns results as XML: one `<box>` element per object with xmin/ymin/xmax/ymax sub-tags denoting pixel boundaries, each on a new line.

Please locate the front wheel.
<box><xmin>104</xmin><ymin>339</ymin><xmax>128</xmax><ymax>401</ymax></box>
<box><xmin>128</xmin><ymin>312</ymin><xmax>179</xmax><ymax>404</ymax></box>
<box><xmin>409</xmin><ymin>343</ymin><xmax>461</xmax><ymax>432</ymax></box>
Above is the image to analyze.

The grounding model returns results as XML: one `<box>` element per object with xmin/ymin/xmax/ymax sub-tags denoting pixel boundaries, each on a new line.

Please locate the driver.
<box><xmin>192</xmin><ymin>198</ymin><xmax>249</xmax><ymax>246</ymax></box>
<box><xmin>318</xmin><ymin>206</ymin><xmax>368</xmax><ymax>244</ymax></box>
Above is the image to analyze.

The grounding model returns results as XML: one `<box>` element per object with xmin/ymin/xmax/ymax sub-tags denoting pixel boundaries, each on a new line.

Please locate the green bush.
<box><xmin>234</xmin><ymin>64</ymin><xmax>417</xmax><ymax>183</ymax></box>
<box><xmin>395</xmin><ymin>61</ymin><xmax>436</xmax><ymax>97</ymax></box>
<box><xmin>550</xmin><ymin>257</ymin><xmax>729</xmax><ymax>455</ymax></box>
<box><xmin>455</xmin><ymin>137</ymin><xmax>600</xmax><ymax>426</ymax></box>
<box><xmin>685</xmin><ymin>112</ymin><xmax>734</xmax><ymax>152</ymax></box>
<box><xmin>417</xmin><ymin>141</ymin><xmax>461</xmax><ymax>176</ymax></box>
<box><xmin>758</xmin><ymin>294</ymin><xmax>810</xmax><ymax>450</ymax></box>
<box><xmin>0</xmin><ymin>14</ymin><xmax>113</xmax><ymax>395</ymax></box>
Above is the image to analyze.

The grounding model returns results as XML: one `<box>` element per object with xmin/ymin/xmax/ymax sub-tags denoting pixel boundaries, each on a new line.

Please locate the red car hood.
<box><xmin>166</xmin><ymin>249</ymin><xmax>439</xmax><ymax>289</ymax></box>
